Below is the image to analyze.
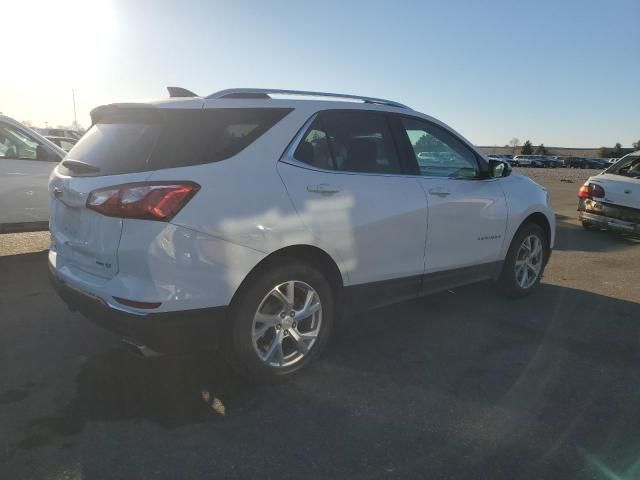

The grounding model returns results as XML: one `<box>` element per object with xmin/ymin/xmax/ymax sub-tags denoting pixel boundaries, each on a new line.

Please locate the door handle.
<box><xmin>428</xmin><ymin>187</ymin><xmax>450</xmax><ymax>197</ymax></box>
<box><xmin>307</xmin><ymin>184</ymin><xmax>340</xmax><ymax>195</ymax></box>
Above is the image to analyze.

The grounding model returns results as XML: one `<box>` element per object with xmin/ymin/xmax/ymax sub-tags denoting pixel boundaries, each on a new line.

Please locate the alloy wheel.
<box><xmin>515</xmin><ymin>234</ymin><xmax>544</xmax><ymax>289</ymax></box>
<box><xmin>251</xmin><ymin>281</ymin><xmax>322</xmax><ymax>368</ymax></box>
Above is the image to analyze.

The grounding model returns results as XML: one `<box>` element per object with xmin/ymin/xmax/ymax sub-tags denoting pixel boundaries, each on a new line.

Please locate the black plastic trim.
<box><xmin>344</xmin><ymin>261</ymin><xmax>503</xmax><ymax>314</ymax></box>
<box><xmin>49</xmin><ymin>268</ymin><xmax>227</xmax><ymax>354</ymax></box>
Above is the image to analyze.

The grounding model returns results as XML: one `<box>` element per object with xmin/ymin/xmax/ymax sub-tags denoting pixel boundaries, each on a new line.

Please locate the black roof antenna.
<box><xmin>167</xmin><ymin>87</ymin><xmax>198</xmax><ymax>98</ymax></box>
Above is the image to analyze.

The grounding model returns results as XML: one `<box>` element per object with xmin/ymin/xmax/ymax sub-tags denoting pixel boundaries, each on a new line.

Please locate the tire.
<box><xmin>498</xmin><ymin>222</ymin><xmax>549</xmax><ymax>298</ymax></box>
<box><xmin>224</xmin><ymin>260</ymin><xmax>335</xmax><ymax>380</ymax></box>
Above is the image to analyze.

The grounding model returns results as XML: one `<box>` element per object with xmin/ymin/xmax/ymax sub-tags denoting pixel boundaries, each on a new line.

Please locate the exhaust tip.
<box><xmin>121</xmin><ymin>338</ymin><xmax>161</xmax><ymax>358</ymax></box>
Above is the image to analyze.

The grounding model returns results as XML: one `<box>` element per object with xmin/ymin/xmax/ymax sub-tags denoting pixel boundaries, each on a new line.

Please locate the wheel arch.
<box><xmin>509</xmin><ymin>212</ymin><xmax>553</xmax><ymax>267</ymax></box>
<box><xmin>230</xmin><ymin>244</ymin><xmax>345</xmax><ymax>308</ymax></box>
<box><xmin>523</xmin><ymin>212</ymin><xmax>552</xmax><ymax>245</ymax></box>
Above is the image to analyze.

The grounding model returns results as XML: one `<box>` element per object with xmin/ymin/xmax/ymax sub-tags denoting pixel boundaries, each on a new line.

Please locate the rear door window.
<box><xmin>294</xmin><ymin>111</ymin><xmax>402</xmax><ymax>174</ymax></box>
<box><xmin>62</xmin><ymin>108</ymin><xmax>292</xmax><ymax>176</ymax></box>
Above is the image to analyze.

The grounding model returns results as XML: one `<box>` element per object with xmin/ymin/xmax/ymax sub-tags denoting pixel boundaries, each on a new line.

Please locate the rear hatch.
<box><xmin>49</xmin><ymin>107</ymin><xmax>166</xmax><ymax>279</ymax></box>
<box><xmin>592</xmin><ymin>173</ymin><xmax>640</xmax><ymax>210</ymax></box>
<box><xmin>50</xmin><ymin>171</ymin><xmax>150</xmax><ymax>279</ymax></box>
<box><xmin>50</xmin><ymin>105</ymin><xmax>175</xmax><ymax>278</ymax></box>
<box><xmin>49</xmin><ymin>101</ymin><xmax>291</xmax><ymax>279</ymax></box>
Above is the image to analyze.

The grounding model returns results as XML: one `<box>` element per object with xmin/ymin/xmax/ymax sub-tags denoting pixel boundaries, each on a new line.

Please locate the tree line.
<box><xmin>599</xmin><ymin>140</ymin><xmax>640</xmax><ymax>158</ymax></box>
<box><xmin>507</xmin><ymin>138</ymin><xmax>548</xmax><ymax>155</ymax></box>
<box><xmin>507</xmin><ymin>138</ymin><xmax>640</xmax><ymax>157</ymax></box>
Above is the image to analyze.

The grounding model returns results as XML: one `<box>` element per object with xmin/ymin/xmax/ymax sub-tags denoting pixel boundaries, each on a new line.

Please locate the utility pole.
<box><xmin>72</xmin><ymin>88</ymin><xmax>77</xmax><ymax>129</ymax></box>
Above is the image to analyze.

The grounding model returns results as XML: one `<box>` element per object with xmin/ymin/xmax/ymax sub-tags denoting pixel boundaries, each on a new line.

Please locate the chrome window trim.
<box><xmin>278</xmin><ymin>111</ymin><xmax>499</xmax><ymax>182</ymax></box>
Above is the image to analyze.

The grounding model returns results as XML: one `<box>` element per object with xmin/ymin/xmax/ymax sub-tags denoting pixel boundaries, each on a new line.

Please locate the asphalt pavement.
<box><xmin>1</xmin><ymin>168</ymin><xmax>639</xmax><ymax>479</ymax></box>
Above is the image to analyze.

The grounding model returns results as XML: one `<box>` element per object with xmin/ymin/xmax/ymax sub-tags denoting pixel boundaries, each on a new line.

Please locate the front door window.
<box><xmin>400</xmin><ymin>117</ymin><xmax>479</xmax><ymax>179</ymax></box>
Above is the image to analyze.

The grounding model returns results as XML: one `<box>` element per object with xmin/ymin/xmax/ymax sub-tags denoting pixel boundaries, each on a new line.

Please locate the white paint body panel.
<box><xmin>420</xmin><ymin>177</ymin><xmax>508</xmax><ymax>272</ymax></box>
<box><xmin>588</xmin><ymin>173</ymin><xmax>640</xmax><ymax>210</ymax></box>
<box><xmin>0</xmin><ymin>158</ymin><xmax>58</xmax><ymax>223</ymax></box>
<box><xmin>497</xmin><ymin>173</ymin><xmax>556</xmax><ymax>256</ymax></box>
<box><xmin>278</xmin><ymin>163</ymin><xmax>428</xmax><ymax>284</ymax></box>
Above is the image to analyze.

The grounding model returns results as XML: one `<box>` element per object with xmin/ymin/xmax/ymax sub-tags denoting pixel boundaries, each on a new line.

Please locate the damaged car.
<box><xmin>578</xmin><ymin>150</ymin><xmax>640</xmax><ymax>234</ymax></box>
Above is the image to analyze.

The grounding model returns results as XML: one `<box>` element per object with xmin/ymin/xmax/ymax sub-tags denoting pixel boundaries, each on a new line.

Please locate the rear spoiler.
<box><xmin>89</xmin><ymin>88</ymin><xmax>200</xmax><ymax>124</ymax></box>
<box><xmin>90</xmin><ymin>103</ymin><xmax>159</xmax><ymax>124</ymax></box>
<box><xmin>167</xmin><ymin>86</ymin><xmax>198</xmax><ymax>98</ymax></box>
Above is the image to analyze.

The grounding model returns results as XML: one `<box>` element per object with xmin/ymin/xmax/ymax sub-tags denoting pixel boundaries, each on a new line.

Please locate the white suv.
<box><xmin>48</xmin><ymin>88</ymin><xmax>555</xmax><ymax>379</ymax></box>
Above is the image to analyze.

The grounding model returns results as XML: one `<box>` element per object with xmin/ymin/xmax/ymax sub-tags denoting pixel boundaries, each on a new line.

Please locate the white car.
<box><xmin>48</xmin><ymin>88</ymin><xmax>555</xmax><ymax>379</ymax></box>
<box><xmin>0</xmin><ymin>114</ymin><xmax>66</xmax><ymax>232</ymax></box>
<box><xmin>513</xmin><ymin>155</ymin><xmax>545</xmax><ymax>168</ymax></box>
<box><xmin>578</xmin><ymin>150</ymin><xmax>640</xmax><ymax>233</ymax></box>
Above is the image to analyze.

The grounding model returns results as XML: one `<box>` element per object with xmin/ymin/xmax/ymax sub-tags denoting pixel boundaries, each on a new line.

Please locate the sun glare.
<box><xmin>5</xmin><ymin>0</ymin><xmax>114</xmax><ymax>88</ymax></box>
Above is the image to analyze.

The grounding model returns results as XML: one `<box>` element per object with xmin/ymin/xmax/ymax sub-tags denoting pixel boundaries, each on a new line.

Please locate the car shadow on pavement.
<box><xmin>10</xmin><ymin>275</ymin><xmax>640</xmax><ymax>478</ymax></box>
<box><xmin>553</xmin><ymin>214</ymin><xmax>640</xmax><ymax>253</ymax></box>
<box><xmin>3</xmin><ymin>246</ymin><xmax>640</xmax><ymax>478</ymax></box>
<box><xmin>15</xmin><ymin>349</ymin><xmax>261</xmax><ymax>449</ymax></box>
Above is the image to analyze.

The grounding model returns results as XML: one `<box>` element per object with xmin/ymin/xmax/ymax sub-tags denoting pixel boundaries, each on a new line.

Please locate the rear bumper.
<box><xmin>49</xmin><ymin>267</ymin><xmax>228</xmax><ymax>354</ymax></box>
<box><xmin>579</xmin><ymin>211</ymin><xmax>640</xmax><ymax>233</ymax></box>
<box><xmin>578</xmin><ymin>199</ymin><xmax>640</xmax><ymax>234</ymax></box>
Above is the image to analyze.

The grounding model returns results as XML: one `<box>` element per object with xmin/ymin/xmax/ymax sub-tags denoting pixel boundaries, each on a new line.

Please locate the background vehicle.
<box><xmin>513</xmin><ymin>155</ymin><xmax>545</xmax><ymax>167</ymax></box>
<box><xmin>542</xmin><ymin>156</ymin><xmax>563</xmax><ymax>168</ymax></box>
<box><xmin>34</xmin><ymin>128</ymin><xmax>81</xmax><ymax>140</ymax></box>
<box><xmin>48</xmin><ymin>88</ymin><xmax>555</xmax><ymax>380</ymax></box>
<box><xmin>0</xmin><ymin>114</ymin><xmax>65</xmax><ymax>231</ymax></box>
<box><xmin>45</xmin><ymin>135</ymin><xmax>77</xmax><ymax>152</ymax></box>
<box><xmin>512</xmin><ymin>155</ymin><xmax>529</xmax><ymax>167</ymax></box>
<box><xmin>564</xmin><ymin>156</ymin><xmax>587</xmax><ymax>168</ymax></box>
<box><xmin>583</xmin><ymin>157</ymin><xmax>609</xmax><ymax>169</ymax></box>
<box><xmin>578</xmin><ymin>150</ymin><xmax>640</xmax><ymax>233</ymax></box>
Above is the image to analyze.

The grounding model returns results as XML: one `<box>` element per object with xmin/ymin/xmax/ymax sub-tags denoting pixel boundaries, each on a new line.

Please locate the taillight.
<box><xmin>591</xmin><ymin>184</ymin><xmax>605</xmax><ymax>198</ymax></box>
<box><xmin>578</xmin><ymin>182</ymin><xmax>605</xmax><ymax>199</ymax></box>
<box><xmin>578</xmin><ymin>183</ymin><xmax>590</xmax><ymax>198</ymax></box>
<box><xmin>87</xmin><ymin>182</ymin><xmax>200</xmax><ymax>221</ymax></box>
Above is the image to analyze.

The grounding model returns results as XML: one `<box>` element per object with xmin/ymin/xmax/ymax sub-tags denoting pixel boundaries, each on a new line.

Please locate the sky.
<box><xmin>2</xmin><ymin>0</ymin><xmax>638</xmax><ymax>148</ymax></box>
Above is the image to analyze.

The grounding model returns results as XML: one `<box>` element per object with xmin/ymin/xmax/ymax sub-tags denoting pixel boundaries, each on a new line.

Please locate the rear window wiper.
<box><xmin>62</xmin><ymin>159</ymin><xmax>100</xmax><ymax>174</ymax></box>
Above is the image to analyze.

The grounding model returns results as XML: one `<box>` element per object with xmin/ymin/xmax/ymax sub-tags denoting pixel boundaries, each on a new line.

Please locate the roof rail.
<box><xmin>206</xmin><ymin>88</ymin><xmax>410</xmax><ymax>109</ymax></box>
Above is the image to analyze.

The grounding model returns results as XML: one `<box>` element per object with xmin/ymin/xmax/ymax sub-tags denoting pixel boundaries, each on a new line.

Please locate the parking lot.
<box><xmin>1</xmin><ymin>168</ymin><xmax>639</xmax><ymax>479</ymax></box>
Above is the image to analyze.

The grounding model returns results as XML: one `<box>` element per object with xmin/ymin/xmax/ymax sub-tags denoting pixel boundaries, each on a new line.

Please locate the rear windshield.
<box><xmin>61</xmin><ymin>108</ymin><xmax>292</xmax><ymax>176</ymax></box>
<box><xmin>606</xmin><ymin>154</ymin><xmax>640</xmax><ymax>177</ymax></box>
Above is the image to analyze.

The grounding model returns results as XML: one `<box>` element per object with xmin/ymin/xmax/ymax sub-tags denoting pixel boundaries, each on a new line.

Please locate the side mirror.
<box><xmin>489</xmin><ymin>159</ymin><xmax>511</xmax><ymax>178</ymax></box>
<box><xmin>36</xmin><ymin>144</ymin><xmax>60</xmax><ymax>162</ymax></box>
